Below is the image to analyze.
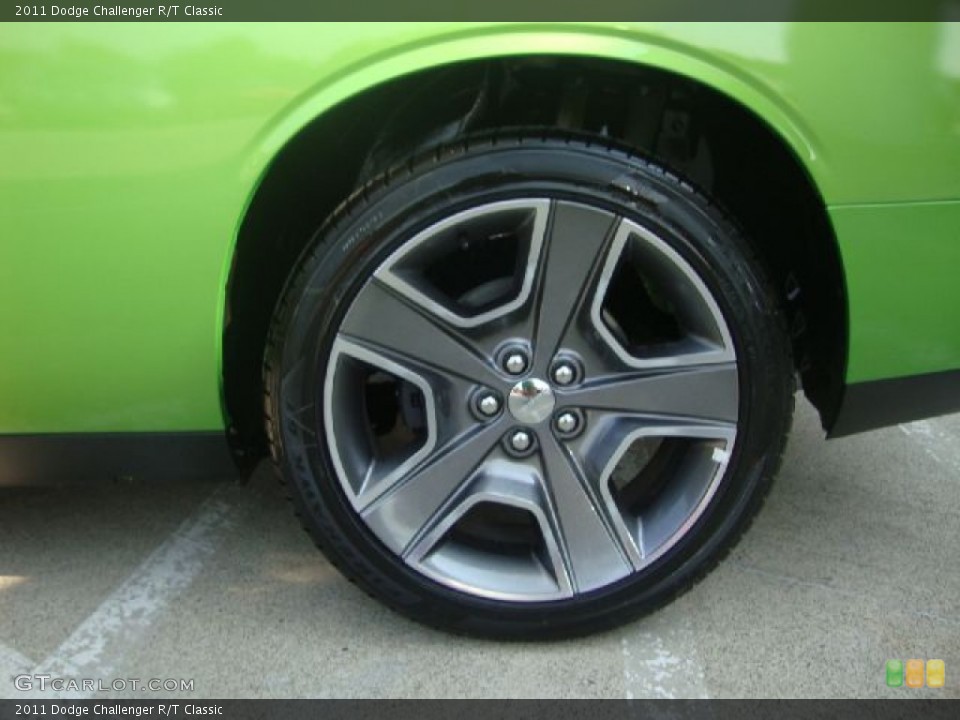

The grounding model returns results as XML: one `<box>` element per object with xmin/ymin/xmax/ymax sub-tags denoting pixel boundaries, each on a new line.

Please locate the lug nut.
<box><xmin>555</xmin><ymin>412</ymin><xmax>579</xmax><ymax>435</ymax></box>
<box><xmin>509</xmin><ymin>430</ymin><xmax>533</xmax><ymax>453</ymax></box>
<box><xmin>552</xmin><ymin>363</ymin><xmax>576</xmax><ymax>386</ymax></box>
<box><xmin>477</xmin><ymin>393</ymin><xmax>501</xmax><ymax>417</ymax></box>
<box><xmin>504</xmin><ymin>353</ymin><xmax>528</xmax><ymax>375</ymax></box>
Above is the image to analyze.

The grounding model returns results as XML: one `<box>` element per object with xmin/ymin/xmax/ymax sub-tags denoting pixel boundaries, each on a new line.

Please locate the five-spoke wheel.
<box><xmin>266</xmin><ymin>135</ymin><xmax>793</xmax><ymax>637</ymax></box>
<box><xmin>325</xmin><ymin>198</ymin><xmax>739</xmax><ymax>601</ymax></box>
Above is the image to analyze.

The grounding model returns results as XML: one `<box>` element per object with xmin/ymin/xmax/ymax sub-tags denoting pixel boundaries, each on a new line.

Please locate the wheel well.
<box><xmin>225</xmin><ymin>56</ymin><xmax>846</xmax><ymax>463</ymax></box>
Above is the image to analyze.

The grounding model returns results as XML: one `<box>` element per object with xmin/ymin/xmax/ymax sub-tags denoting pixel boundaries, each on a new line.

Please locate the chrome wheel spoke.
<box><xmin>575</xmin><ymin>411</ymin><xmax>736</xmax><ymax>481</ymax></box>
<box><xmin>376</xmin><ymin>199</ymin><xmax>550</xmax><ymax>331</ymax></box>
<box><xmin>404</xmin><ymin>455</ymin><xmax>576</xmax><ymax>600</ymax></box>
<box><xmin>536</xmin><ymin>433</ymin><xmax>636</xmax><ymax>591</ymax></box>
<box><xmin>589</xmin><ymin>219</ymin><xmax>735</xmax><ymax>369</ymax></box>
<box><xmin>361</xmin><ymin>422</ymin><xmax>505</xmax><ymax>555</ymax></box>
<box><xmin>571</xmin><ymin>411</ymin><xmax>736</xmax><ymax>563</ymax></box>
<box><xmin>527</xmin><ymin>203</ymin><xmax>618</xmax><ymax>374</ymax></box>
<box><xmin>563</xmin><ymin>362</ymin><xmax>739</xmax><ymax>425</ymax></box>
<box><xmin>338</xmin><ymin>280</ymin><xmax>500</xmax><ymax>387</ymax></box>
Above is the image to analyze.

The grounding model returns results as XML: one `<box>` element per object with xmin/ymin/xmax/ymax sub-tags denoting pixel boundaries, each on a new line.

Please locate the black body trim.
<box><xmin>2</xmin><ymin>369</ymin><xmax>957</xmax><ymax>485</ymax></box>
<box><xmin>829</xmin><ymin>369</ymin><xmax>960</xmax><ymax>438</ymax></box>
<box><xmin>0</xmin><ymin>431</ymin><xmax>240</xmax><ymax>487</ymax></box>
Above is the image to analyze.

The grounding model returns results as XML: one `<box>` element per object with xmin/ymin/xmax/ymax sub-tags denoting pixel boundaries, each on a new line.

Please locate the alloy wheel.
<box><xmin>323</xmin><ymin>198</ymin><xmax>740</xmax><ymax>602</ymax></box>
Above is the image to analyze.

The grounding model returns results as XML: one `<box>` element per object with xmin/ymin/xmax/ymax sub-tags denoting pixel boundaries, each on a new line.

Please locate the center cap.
<box><xmin>508</xmin><ymin>378</ymin><xmax>555</xmax><ymax>424</ymax></box>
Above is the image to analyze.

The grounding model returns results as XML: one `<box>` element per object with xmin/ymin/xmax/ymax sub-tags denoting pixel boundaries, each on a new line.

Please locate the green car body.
<box><xmin>1</xmin><ymin>21</ymin><xmax>959</xmax><ymax>481</ymax></box>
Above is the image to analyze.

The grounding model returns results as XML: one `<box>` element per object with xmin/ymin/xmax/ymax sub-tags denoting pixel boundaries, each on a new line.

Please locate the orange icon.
<box><xmin>905</xmin><ymin>659</ymin><xmax>925</xmax><ymax>688</ymax></box>
<box><xmin>927</xmin><ymin>660</ymin><xmax>945</xmax><ymax>688</ymax></box>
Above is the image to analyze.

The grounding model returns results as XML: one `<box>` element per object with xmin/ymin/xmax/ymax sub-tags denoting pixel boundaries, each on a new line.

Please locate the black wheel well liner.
<box><xmin>224</xmin><ymin>56</ymin><xmax>846</xmax><ymax>465</ymax></box>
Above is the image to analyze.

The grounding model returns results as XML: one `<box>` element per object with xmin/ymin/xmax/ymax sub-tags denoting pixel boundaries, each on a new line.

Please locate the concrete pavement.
<box><xmin>1</xmin><ymin>399</ymin><xmax>957</xmax><ymax>699</ymax></box>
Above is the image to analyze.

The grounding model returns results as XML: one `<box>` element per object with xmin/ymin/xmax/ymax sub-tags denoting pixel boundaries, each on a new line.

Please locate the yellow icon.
<box><xmin>905</xmin><ymin>659</ymin><xmax>925</xmax><ymax>688</ymax></box>
<box><xmin>927</xmin><ymin>660</ymin><xmax>945</xmax><ymax>688</ymax></box>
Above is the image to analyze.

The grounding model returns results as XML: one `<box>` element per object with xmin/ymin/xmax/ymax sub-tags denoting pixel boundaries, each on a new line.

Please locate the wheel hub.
<box><xmin>507</xmin><ymin>378</ymin><xmax>555</xmax><ymax>424</ymax></box>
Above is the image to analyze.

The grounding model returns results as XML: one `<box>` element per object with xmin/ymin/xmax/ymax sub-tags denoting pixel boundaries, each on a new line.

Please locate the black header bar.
<box><xmin>5</xmin><ymin>1</ymin><xmax>960</xmax><ymax>22</ymax></box>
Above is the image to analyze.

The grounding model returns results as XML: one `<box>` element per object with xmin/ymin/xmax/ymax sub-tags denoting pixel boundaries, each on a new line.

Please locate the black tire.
<box><xmin>264</xmin><ymin>133</ymin><xmax>794</xmax><ymax>639</ymax></box>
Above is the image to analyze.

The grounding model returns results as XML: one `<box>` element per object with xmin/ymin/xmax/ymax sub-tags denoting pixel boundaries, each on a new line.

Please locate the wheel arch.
<box><xmin>223</xmin><ymin>29</ymin><xmax>846</xmax><ymax>463</ymax></box>
<box><xmin>234</xmin><ymin>28</ymin><xmax>827</xmax><ymax>199</ymax></box>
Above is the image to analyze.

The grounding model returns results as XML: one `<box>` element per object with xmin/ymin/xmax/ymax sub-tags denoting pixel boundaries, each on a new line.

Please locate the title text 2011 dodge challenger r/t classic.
<box><xmin>1</xmin><ymin>22</ymin><xmax>959</xmax><ymax>637</ymax></box>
